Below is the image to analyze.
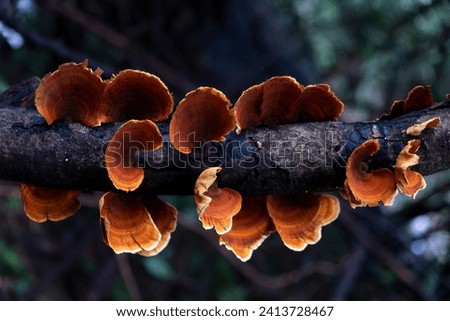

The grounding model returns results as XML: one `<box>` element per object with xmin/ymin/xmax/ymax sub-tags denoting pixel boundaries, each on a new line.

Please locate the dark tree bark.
<box><xmin>1</xmin><ymin>78</ymin><xmax>449</xmax><ymax>195</ymax></box>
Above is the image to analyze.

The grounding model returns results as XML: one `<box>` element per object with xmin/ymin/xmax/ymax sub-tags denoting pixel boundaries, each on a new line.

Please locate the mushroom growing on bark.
<box><xmin>395</xmin><ymin>140</ymin><xmax>426</xmax><ymax>198</ymax></box>
<box><xmin>234</xmin><ymin>76</ymin><xmax>304</xmax><ymax>133</ymax></box>
<box><xmin>289</xmin><ymin>84</ymin><xmax>344</xmax><ymax>122</ymax></box>
<box><xmin>138</xmin><ymin>195</ymin><xmax>178</xmax><ymax>257</ymax></box>
<box><xmin>99</xmin><ymin>192</ymin><xmax>177</xmax><ymax>255</ymax></box>
<box><xmin>218</xmin><ymin>195</ymin><xmax>275</xmax><ymax>262</ymax></box>
<box><xmin>406</xmin><ymin>117</ymin><xmax>441</xmax><ymax>136</ymax></box>
<box><xmin>343</xmin><ymin>139</ymin><xmax>398</xmax><ymax>208</ymax></box>
<box><xmin>22</xmin><ymin>60</ymin><xmax>107</xmax><ymax>222</ymax></box>
<box><xmin>99</xmin><ymin>69</ymin><xmax>173</xmax><ymax>123</ymax></box>
<box><xmin>267</xmin><ymin>193</ymin><xmax>340</xmax><ymax>251</ymax></box>
<box><xmin>35</xmin><ymin>60</ymin><xmax>106</xmax><ymax>126</ymax></box>
<box><xmin>380</xmin><ymin>85</ymin><xmax>434</xmax><ymax>120</ymax></box>
<box><xmin>194</xmin><ymin>167</ymin><xmax>242</xmax><ymax>234</ymax></box>
<box><xmin>104</xmin><ymin>119</ymin><xmax>163</xmax><ymax>192</ymax></box>
<box><xmin>99</xmin><ymin>192</ymin><xmax>161</xmax><ymax>254</ymax></box>
<box><xmin>169</xmin><ymin>87</ymin><xmax>235</xmax><ymax>154</ymax></box>
<box><xmin>20</xmin><ymin>184</ymin><xmax>80</xmax><ymax>223</ymax></box>
<box><xmin>191</xmin><ymin>77</ymin><xmax>345</xmax><ymax>260</ymax></box>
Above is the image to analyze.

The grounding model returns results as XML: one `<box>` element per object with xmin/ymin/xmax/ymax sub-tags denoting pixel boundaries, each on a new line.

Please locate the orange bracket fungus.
<box><xmin>138</xmin><ymin>195</ymin><xmax>178</xmax><ymax>257</ymax></box>
<box><xmin>22</xmin><ymin>61</ymin><xmax>448</xmax><ymax>261</ymax></box>
<box><xmin>23</xmin><ymin>60</ymin><xmax>106</xmax><ymax>223</ymax></box>
<box><xmin>34</xmin><ymin>60</ymin><xmax>106</xmax><ymax>126</ymax></box>
<box><xmin>234</xmin><ymin>76</ymin><xmax>304</xmax><ymax>133</ymax></box>
<box><xmin>406</xmin><ymin>117</ymin><xmax>441</xmax><ymax>136</ymax></box>
<box><xmin>219</xmin><ymin>195</ymin><xmax>275</xmax><ymax>262</ymax></box>
<box><xmin>105</xmin><ymin>119</ymin><xmax>163</xmax><ymax>192</ymax></box>
<box><xmin>99</xmin><ymin>192</ymin><xmax>163</xmax><ymax>254</ymax></box>
<box><xmin>194</xmin><ymin>167</ymin><xmax>242</xmax><ymax>235</ymax></box>
<box><xmin>395</xmin><ymin>140</ymin><xmax>426</xmax><ymax>198</ymax></box>
<box><xmin>267</xmin><ymin>193</ymin><xmax>340</xmax><ymax>251</ymax></box>
<box><xmin>289</xmin><ymin>84</ymin><xmax>344</xmax><ymax>122</ymax></box>
<box><xmin>380</xmin><ymin>85</ymin><xmax>434</xmax><ymax>120</ymax></box>
<box><xmin>169</xmin><ymin>87</ymin><xmax>235</xmax><ymax>154</ymax></box>
<box><xmin>343</xmin><ymin>139</ymin><xmax>398</xmax><ymax>208</ymax></box>
<box><xmin>20</xmin><ymin>184</ymin><xmax>80</xmax><ymax>223</ymax></box>
<box><xmin>99</xmin><ymin>69</ymin><xmax>173</xmax><ymax>123</ymax></box>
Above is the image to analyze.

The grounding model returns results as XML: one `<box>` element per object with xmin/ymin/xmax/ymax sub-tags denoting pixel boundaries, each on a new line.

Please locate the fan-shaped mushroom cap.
<box><xmin>340</xmin><ymin>180</ymin><xmax>363</xmax><ymax>208</ymax></box>
<box><xmin>105</xmin><ymin>119</ymin><xmax>163</xmax><ymax>192</ymax></box>
<box><xmin>406</xmin><ymin>117</ymin><xmax>440</xmax><ymax>136</ymax></box>
<box><xmin>395</xmin><ymin>140</ymin><xmax>426</xmax><ymax>198</ymax></box>
<box><xmin>100</xmin><ymin>69</ymin><xmax>173</xmax><ymax>123</ymax></box>
<box><xmin>267</xmin><ymin>193</ymin><xmax>340</xmax><ymax>251</ymax></box>
<box><xmin>234</xmin><ymin>76</ymin><xmax>304</xmax><ymax>133</ymax></box>
<box><xmin>345</xmin><ymin>139</ymin><xmax>398</xmax><ymax>207</ymax></box>
<box><xmin>169</xmin><ymin>87</ymin><xmax>235</xmax><ymax>154</ymax></box>
<box><xmin>289</xmin><ymin>84</ymin><xmax>344</xmax><ymax>122</ymax></box>
<box><xmin>380</xmin><ymin>85</ymin><xmax>434</xmax><ymax>120</ymax></box>
<box><xmin>139</xmin><ymin>195</ymin><xmax>178</xmax><ymax>257</ymax></box>
<box><xmin>194</xmin><ymin>167</ymin><xmax>242</xmax><ymax>235</ymax></box>
<box><xmin>35</xmin><ymin>60</ymin><xmax>106</xmax><ymax>126</ymax></box>
<box><xmin>20</xmin><ymin>183</ymin><xmax>80</xmax><ymax>223</ymax></box>
<box><xmin>99</xmin><ymin>192</ymin><xmax>161</xmax><ymax>254</ymax></box>
<box><xmin>219</xmin><ymin>195</ymin><xmax>275</xmax><ymax>262</ymax></box>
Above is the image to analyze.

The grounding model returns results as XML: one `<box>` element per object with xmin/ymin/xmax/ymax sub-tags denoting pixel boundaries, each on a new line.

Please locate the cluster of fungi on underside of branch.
<box><xmin>14</xmin><ymin>60</ymin><xmax>443</xmax><ymax>262</ymax></box>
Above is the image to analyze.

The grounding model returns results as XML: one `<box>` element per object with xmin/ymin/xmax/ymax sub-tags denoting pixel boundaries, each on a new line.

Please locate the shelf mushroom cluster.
<box><xmin>174</xmin><ymin>76</ymin><xmax>344</xmax><ymax>261</ymax></box>
<box><xmin>25</xmin><ymin>60</ymin><xmax>177</xmax><ymax>257</ymax></box>
<box><xmin>341</xmin><ymin>86</ymin><xmax>440</xmax><ymax>208</ymax></box>
<box><xmin>21</xmin><ymin>61</ymin><xmax>439</xmax><ymax>262</ymax></box>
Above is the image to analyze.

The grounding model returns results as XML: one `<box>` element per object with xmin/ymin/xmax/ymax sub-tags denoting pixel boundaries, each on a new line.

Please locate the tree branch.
<box><xmin>1</xmin><ymin>78</ymin><xmax>450</xmax><ymax>195</ymax></box>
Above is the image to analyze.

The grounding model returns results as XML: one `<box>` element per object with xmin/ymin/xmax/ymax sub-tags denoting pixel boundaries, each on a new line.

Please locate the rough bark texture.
<box><xmin>1</xmin><ymin>78</ymin><xmax>450</xmax><ymax>195</ymax></box>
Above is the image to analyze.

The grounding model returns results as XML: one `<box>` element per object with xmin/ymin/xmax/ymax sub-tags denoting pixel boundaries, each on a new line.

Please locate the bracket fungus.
<box><xmin>234</xmin><ymin>77</ymin><xmax>344</xmax><ymax>133</ymax></box>
<box><xmin>194</xmin><ymin>168</ymin><xmax>341</xmax><ymax>260</ymax></box>
<box><xmin>105</xmin><ymin>119</ymin><xmax>163</xmax><ymax>192</ymax></box>
<box><xmin>35</xmin><ymin>60</ymin><xmax>106</xmax><ymax>126</ymax></box>
<box><xmin>25</xmin><ymin>62</ymin><xmax>445</xmax><ymax>262</ymax></box>
<box><xmin>234</xmin><ymin>76</ymin><xmax>304</xmax><ymax>133</ymax></box>
<box><xmin>20</xmin><ymin>184</ymin><xmax>80</xmax><ymax>223</ymax></box>
<box><xmin>395</xmin><ymin>140</ymin><xmax>426</xmax><ymax>198</ymax></box>
<box><xmin>289</xmin><ymin>84</ymin><xmax>344</xmax><ymax>122</ymax></box>
<box><xmin>219</xmin><ymin>195</ymin><xmax>275</xmax><ymax>262</ymax></box>
<box><xmin>138</xmin><ymin>195</ymin><xmax>178</xmax><ymax>257</ymax></box>
<box><xmin>169</xmin><ymin>87</ymin><xmax>235</xmax><ymax>154</ymax></box>
<box><xmin>99</xmin><ymin>69</ymin><xmax>173</xmax><ymax>123</ymax></box>
<box><xmin>99</xmin><ymin>192</ymin><xmax>163</xmax><ymax>254</ymax></box>
<box><xmin>194</xmin><ymin>167</ymin><xmax>242</xmax><ymax>234</ymax></box>
<box><xmin>23</xmin><ymin>61</ymin><xmax>107</xmax><ymax>222</ymax></box>
<box><xmin>406</xmin><ymin>117</ymin><xmax>441</xmax><ymax>136</ymax></box>
<box><xmin>28</xmin><ymin>61</ymin><xmax>180</xmax><ymax>257</ymax></box>
<box><xmin>267</xmin><ymin>193</ymin><xmax>339</xmax><ymax>251</ymax></box>
<box><xmin>343</xmin><ymin>139</ymin><xmax>398</xmax><ymax>208</ymax></box>
<box><xmin>380</xmin><ymin>85</ymin><xmax>434</xmax><ymax>120</ymax></box>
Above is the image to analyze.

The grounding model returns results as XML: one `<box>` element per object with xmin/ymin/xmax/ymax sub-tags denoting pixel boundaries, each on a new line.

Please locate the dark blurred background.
<box><xmin>1</xmin><ymin>0</ymin><xmax>450</xmax><ymax>300</ymax></box>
